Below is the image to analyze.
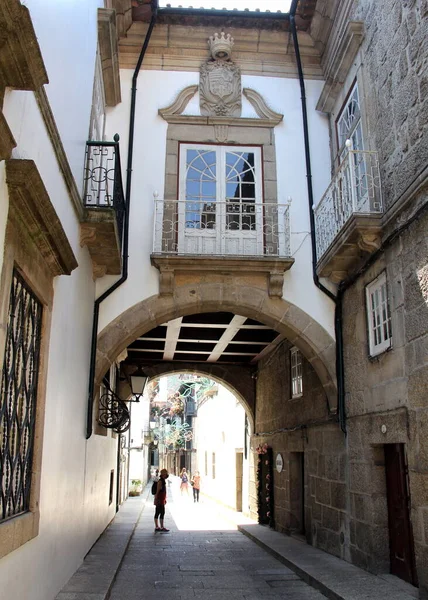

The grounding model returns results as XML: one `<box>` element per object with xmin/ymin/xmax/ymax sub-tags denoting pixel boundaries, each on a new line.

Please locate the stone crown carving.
<box><xmin>208</xmin><ymin>32</ymin><xmax>234</xmax><ymax>60</ymax></box>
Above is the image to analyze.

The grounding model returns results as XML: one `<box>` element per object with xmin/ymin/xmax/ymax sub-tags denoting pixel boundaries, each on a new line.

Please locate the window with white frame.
<box><xmin>290</xmin><ymin>347</ymin><xmax>303</xmax><ymax>398</ymax></box>
<box><xmin>178</xmin><ymin>144</ymin><xmax>263</xmax><ymax>256</ymax></box>
<box><xmin>337</xmin><ymin>83</ymin><xmax>363</xmax><ymax>156</ymax></box>
<box><xmin>366</xmin><ymin>272</ymin><xmax>392</xmax><ymax>356</ymax></box>
<box><xmin>336</xmin><ymin>82</ymin><xmax>369</xmax><ymax>210</ymax></box>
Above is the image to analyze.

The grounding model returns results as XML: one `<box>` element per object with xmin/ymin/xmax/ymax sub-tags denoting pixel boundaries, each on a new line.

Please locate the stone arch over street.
<box><xmin>96</xmin><ymin>282</ymin><xmax>337</xmax><ymax>412</ymax></box>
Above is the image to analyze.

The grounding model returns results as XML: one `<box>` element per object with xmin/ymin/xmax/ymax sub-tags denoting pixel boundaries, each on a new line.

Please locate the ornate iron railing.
<box><xmin>314</xmin><ymin>148</ymin><xmax>383</xmax><ymax>260</ymax></box>
<box><xmin>152</xmin><ymin>198</ymin><xmax>291</xmax><ymax>257</ymax></box>
<box><xmin>83</xmin><ymin>135</ymin><xmax>126</xmax><ymax>246</ymax></box>
<box><xmin>0</xmin><ymin>270</ymin><xmax>43</xmax><ymax>522</ymax></box>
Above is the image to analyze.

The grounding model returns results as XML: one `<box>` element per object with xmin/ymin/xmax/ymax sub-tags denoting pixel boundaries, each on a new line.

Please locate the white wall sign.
<box><xmin>276</xmin><ymin>453</ymin><xmax>283</xmax><ymax>473</ymax></box>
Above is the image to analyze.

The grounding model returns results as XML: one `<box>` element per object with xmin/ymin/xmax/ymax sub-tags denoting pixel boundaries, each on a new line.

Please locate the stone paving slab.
<box><xmin>55</xmin><ymin>491</ymin><xmax>148</xmax><ymax>600</ymax></box>
<box><xmin>56</xmin><ymin>480</ymin><xmax>419</xmax><ymax>600</ymax></box>
<box><xmin>238</xmin><ymin>524</ymin><xmax>418</xmax><ymax>600</ymax></box>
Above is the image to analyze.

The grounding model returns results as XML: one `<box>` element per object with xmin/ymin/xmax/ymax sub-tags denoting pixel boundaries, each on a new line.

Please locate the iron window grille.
<box><xmin>0</xmin><ymin>269</ymin><xmax>43</xmax><ymax>522</ymax></box>
<box><xmin>290</xmin><ymin>346</ymin><xmax>303</xmax><ymax>398</ymax></box>
<box><xmin>366</xmin><ymin>272</ymin><xmax>392</xmax><ymax>356</ymax></box>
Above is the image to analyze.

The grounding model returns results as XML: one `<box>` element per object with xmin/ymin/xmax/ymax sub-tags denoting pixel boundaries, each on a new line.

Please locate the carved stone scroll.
<box><xmin>243</xmin><ymin>88</ymin><xmax>284</xmax><ymax>124</ymax></box>
<box><xmin>158</xmin><ymin>85</ymin><xmax>198</xmax><ymax>119</ymax></box>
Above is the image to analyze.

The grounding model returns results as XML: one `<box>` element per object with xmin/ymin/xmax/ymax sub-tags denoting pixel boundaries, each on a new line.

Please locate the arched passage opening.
<box><xmin>96</xmin><ymin>283</ymin><xmax>337</xmax><ymax>412</ymax></box>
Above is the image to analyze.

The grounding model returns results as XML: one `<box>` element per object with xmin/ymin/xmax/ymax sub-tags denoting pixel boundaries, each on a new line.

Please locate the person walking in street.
<box><xmin>191</xmin><ymin>471</ymin><xmax>201</xmax><ymax>503</ymax></box>
<box><xmin>180</xmin><ymin>467</ymin><xmax>190</xmax><ymax>496</ymax></box>
<box><xmin>154</xmin><ymin>468</ymin><xmax>170</xmax><ymax>533</ymax></box>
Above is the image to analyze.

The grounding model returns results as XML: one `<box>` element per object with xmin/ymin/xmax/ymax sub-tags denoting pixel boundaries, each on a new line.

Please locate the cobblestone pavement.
<box><xmin>108</xmin><ymin>480</ymin><xmax>326</xmax><ymax>600</ymax></box>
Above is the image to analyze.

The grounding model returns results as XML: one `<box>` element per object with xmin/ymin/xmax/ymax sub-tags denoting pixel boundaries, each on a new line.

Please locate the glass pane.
<box><xmin>201</xmin><ymin>181</ymin><xmax>216</xmax><ymax>198</ymax></box>
<box><xmin>226</xmin><ymin>182</ymin><xmax>240</xmax><ymax>199</ymax></box>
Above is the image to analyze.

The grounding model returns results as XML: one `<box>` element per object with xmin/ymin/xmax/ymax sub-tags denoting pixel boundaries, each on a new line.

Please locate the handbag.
<box><xmin>190</xmin><ymin>480</ymin><xmax>194</xmax><ymax>487</ymax></box>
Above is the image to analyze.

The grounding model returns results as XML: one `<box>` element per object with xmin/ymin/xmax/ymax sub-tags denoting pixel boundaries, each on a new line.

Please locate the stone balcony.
<box><xmin>314</xmin><ymin>147</ymin><xmax>383</xmax><ymax>283</ymax></box>
<box><xmin>150</xmin><ymin>197</ymin><xmax>294</xmax><ymax>297</ymax></box>
<box><xmin>80</xmin><ymin>139</ymin><xmax>125</xmax><ymax>278</ymax></box>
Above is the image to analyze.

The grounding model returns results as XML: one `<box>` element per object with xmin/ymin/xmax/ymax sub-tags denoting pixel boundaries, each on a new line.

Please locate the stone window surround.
<box><xmin>163</xmin><ymin>123</ymin><xmax>279</xmax><ymax>210</ymax></box>
<box><xmin>0</xmin><ymin>216</ymin><xmax>53</xmax><ymax>560</ymax></box>
<box><xmin>365</xmin><ymin>270</ymin><xmax>392</xmax><ymax>358</ymax></box>
<box><xmin>0</xmin><ymin>159</ymin><xmax>77</xmax><ymax>559</ymax></box>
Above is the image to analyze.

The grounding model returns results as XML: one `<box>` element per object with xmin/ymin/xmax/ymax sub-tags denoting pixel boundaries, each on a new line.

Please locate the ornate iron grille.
<box><xmin>83</xmin><ymin>135</ymin><xmax>126</xmax><ymax>247</ymax></box>
<box><xmin>0</xmin><ymin>270</ymin><xmax>43</xmax><ymax>522</ymax></box>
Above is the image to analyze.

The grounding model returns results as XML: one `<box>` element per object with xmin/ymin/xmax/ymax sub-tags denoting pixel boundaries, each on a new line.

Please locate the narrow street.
<box><xmin>56</xmin><ymin>478</ymin><xmax>418</xmax><ymax>600</ymax></box>
<box><xmin>108</xmin><ymin>478</ymin><xmax>325</xmax><ymax>600</ymax></box>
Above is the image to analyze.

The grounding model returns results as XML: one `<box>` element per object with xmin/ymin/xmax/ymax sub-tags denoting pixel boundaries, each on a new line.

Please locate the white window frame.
<box><xmin>178</xmin><ymin>144</ymin><xmax>264</xmax><ymax>256</ymax></box>
<box><xmin>366</xmin><ymin>272</ymin><xmax>392</xmax><ymax>356</ymax></box>
<box><xmin>336</xmin><ymin>83</ymin><xmax>363</xmax><ymax>157</ymax></box>
<box><xmin>290</xmin><ymin>347</ymin><xmax>303</xmax><ymax>398</ymax></box>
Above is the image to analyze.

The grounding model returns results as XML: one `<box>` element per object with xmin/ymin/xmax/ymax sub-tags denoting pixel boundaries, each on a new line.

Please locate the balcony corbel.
<box><xmin>316</xmin><ymin>214</ymin><xmax>383</xmax><ymax>283</ymax></box>
<box><xmin>151</xmin><ymin>255</ymin><xmax>294</xmax><ymax>298</ymax></box>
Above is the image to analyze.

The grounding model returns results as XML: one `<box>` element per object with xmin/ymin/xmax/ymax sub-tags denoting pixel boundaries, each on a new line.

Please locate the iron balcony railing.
<box><xmin>314</xmin><ymin>147</ymin><xmax>383</xmax><ymax>261</ymax></box>
<box><xmin>83</xmin><ymin>135</ymin><xmax>125</xmax><ymax>246</ymax></box>
<box><xmin>152</xmin><ymin>198</ymin><xmax>291</xmax><ymax>258</ymax></box>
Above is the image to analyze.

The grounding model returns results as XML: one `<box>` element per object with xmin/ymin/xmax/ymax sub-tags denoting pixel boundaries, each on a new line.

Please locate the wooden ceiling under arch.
<box><xmin>125</xmin><ymin>311</ymin><xmax>284</xmax><ymax>366</ymax></box>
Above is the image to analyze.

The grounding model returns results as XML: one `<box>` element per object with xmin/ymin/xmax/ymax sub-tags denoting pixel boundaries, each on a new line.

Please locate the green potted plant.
<box><xmin>129</xmin><ymin>478</ymin><xmax>143</xmax><ymax>496</ymax></box>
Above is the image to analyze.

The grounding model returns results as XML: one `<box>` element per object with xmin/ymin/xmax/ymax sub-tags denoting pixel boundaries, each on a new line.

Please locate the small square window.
<box><xmin>290</xmin><ymin>347</ymin><xmax>303</xmax><ymax>398</ymax></box>
<box><xmin>366</xmin><ymin>272</ymin><xmax>392</xmax><ymax>356</ymax></box>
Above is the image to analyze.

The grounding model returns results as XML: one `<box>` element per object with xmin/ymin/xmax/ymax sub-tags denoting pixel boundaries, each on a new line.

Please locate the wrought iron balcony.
<box><xmin>314</xmin><ymin>148</ymin><xmax>383</xmax><ymax>282</ymax></box>
<box><xmin>80</xmin><ymin>136</ymin><xmax>125</xmax><ymax>278</ymax></box>
<box><xmin>151</xmin><ymin>198</ymin><xmax>294</xmax><ymax>297</ymax></box>
<box><xmin>152</xmin><ymin>198</ymin><xmax>291</xmax><ymax>258</ymax></box>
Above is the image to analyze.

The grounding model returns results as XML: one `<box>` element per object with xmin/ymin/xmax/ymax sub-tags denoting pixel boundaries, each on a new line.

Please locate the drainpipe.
<box><xmin>86</xmin><ymin>0</ymin><xmax>158</xmax><ymax>439</ymax></box>
<box><xmin>288</xmin><ymin>3</ymin><xmax>346</xmax><ymax>433</ymax></box>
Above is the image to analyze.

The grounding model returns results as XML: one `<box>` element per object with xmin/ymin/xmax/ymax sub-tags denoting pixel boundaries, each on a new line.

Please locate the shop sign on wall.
<box><xmin>275</xmin><ymin>453</ymin><xmax>283</xmax><ymax>473</ymax></box>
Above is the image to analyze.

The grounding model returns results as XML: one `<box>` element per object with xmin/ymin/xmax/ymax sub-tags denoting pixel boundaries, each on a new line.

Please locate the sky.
<box><xmin>160</xmin><ymin>0</ymin><xmax>292</xmax><ymax>12</ymax></box>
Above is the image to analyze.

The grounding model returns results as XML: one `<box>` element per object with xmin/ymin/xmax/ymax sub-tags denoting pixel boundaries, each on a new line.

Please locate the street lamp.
<box><xmin>129</xmin><ymin>366</ymin><xmax>149</xmax><ymax>402</ymax></box>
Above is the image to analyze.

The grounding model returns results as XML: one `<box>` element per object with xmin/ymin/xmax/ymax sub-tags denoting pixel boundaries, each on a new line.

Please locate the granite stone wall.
<box><xmin>253</xmin><ymin>341</ymin><xmax>347</xmax><ymax>558</ymax></box>
<box><xmin>350</xmin><ymin>0</ymin><xmax>428</xmax><ymax>211</ymax></box>
<box><xmin>342</xmin><ymin>198</ymin><xmax>428</xmax><ymax>594</ymax></box>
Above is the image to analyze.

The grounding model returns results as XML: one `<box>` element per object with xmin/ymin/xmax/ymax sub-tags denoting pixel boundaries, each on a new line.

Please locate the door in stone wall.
<box><xmin>384</xmin><ymin>444</ymin><xmax>418</xmax><ymax>585</ymax></box>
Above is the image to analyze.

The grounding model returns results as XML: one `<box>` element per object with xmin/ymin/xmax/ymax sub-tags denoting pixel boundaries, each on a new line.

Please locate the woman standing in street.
<box><xmin>191</xmin><ymin>471</ymin><xmax>201</xmax><ymax>503</ymax></box>
<box><xmin>179</xmin><ymin>467</ymin><xmax>190</xmax><ymax>496</ymax></box>
<box><xmin>154</xmin><ymin>468</ymin><xmax>170</xmax><ymax>533</ymax></box>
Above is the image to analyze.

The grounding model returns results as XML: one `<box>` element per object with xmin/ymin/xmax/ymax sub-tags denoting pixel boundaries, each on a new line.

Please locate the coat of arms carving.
<box><xmin>200</xmin><ymin>32</ymin><xmax>242</xmax><ymax>118</ymax></box>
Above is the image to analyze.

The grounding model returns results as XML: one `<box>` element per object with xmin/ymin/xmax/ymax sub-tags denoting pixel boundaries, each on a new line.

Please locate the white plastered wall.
<box><xmin>0</xmin><ymin>2</ymin><xmax>118</xmax><ymax>598</ymax></box>
<box><xmin>101</xmin><ymin>69</ymin><xmax>335</xmax><ymax>337</ymax></box>
<box><xmin>194</xmin><ymin>385</ymin><xmax>249</xmax><ymax>512</ymax></box>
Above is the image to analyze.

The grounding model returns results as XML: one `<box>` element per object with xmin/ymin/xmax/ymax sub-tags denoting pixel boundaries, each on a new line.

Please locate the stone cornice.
<box><xmin>150</xmin><ymin>254</ymin><xmax>294</xmax><ymax>298</ymax></box>
<box><xmin>316</xmin><ymin>19</ymin><xmax>364</xmax><ymax>113</ymax></box>
<box><xmin>98</xmin><ymin>8</ymin><xmax>121</xmax><ymax>107</ymax></box>
<box><xmin>119</xmin><ymin>23</ymin><xmax>323</xmax><ymax>79</ymax></box>
<box><xmin>159</xmin><ymin>114</ymin><xmax>282</xmax><ymax>129</ymax></box>
<box><xmin>0</xmin><ymin>0</ymin><xmax>48</xmax><ymax>91</ymax></box>
<box><xmin>0</xmin><ymin>109</ymin><xmax>16</xmax><ymax>160</ymax></box>
<box><xmin>316</xmin><ymin>21</ymin><xmax>364</xmax><ymax>113</ymax></box>
<box><xmin>34</xmin><ymin>87</ymin><xmax>84</xmax><ymax>220</ymax></box>
<box><xmin>6</xmin><ymin>159</ymin><xmax>78</xmax><ymax>277</ymax></box>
